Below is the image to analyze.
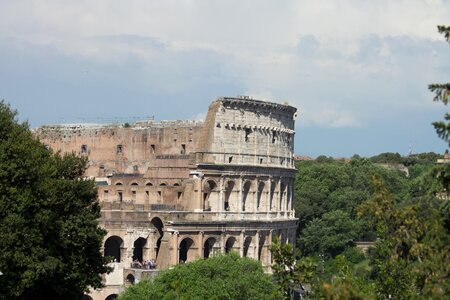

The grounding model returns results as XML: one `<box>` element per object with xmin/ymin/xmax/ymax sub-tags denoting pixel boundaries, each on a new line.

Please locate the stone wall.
<box><xmin>36</xmin><ymin>96</ymin><xmax>299</xmax><ymax>300</ymax></box>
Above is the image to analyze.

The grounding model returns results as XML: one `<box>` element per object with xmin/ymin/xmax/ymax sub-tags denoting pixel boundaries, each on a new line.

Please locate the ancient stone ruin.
<box><xmin>36</xmin><ymin>96</ymin><xmax>298</xmax><ymax>300</ymax></box>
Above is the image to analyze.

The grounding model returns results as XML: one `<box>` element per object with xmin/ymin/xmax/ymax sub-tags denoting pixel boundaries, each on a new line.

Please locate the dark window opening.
<box><xmin>181</xmin><ymin>144</ymin><xmax>186</xmax><ymax>155</ymax></box>
<box><xmin>117</xmin><ymin>145</ymin><xmax>123</xmax><ymax>154</ymax></box>
<box><xmin>158</xmin><ymin>191</ymin><xmax>162</xmax><ymax>202</ymax></box>
<box><xmin>132</xmin><ymin>190</ymin><xmax>136</xmax><ymax>200</ymax></box>
<box><xmin>245</xmin><ymin>128</ymin><xmax>252</xmax><ymax>142</ymax></box>
<box><xmin>228</xmin><ymin>156</ymin><xmax>233</xmax><ymax>163</ymax></box>
<box><xmin>151</xmin><ymin>144</ymin><xmax>156</xmax><ymax>153</ymax></box>
<box><xmin>104</xmin><ymin>190</ymin><xmax>109</xmax><ymax>200</ymax></box>
<box><xmin>178</xmin><ymin>192</ymin><xmax>182</xmax><ymax>200</ymax></box>
<box><xmin>272</xmin><ymin>131</ymin><xmax>277</xmax><ymax>143</ymax></box>
<box><xmin>81</xmin><ymin>144</ymin><xmax>88</xmax><ymax>154</ymax></box>
<box><xmin>260</xmin><ymin>158</ymin><xmax>263</xmax><ymax>164</ymax></box>
<box><xmin>133</xmin><ymin>165</ymin><xmax>138</xmax><ymax>172</ymax></box>
<box><xmin>145</xmin><ymin>191</ymin><xmax>149</xmax><ymax>200</ymax></box>
<box><xmin>118</xmin><ymin>191</ymin><xmax>123</xmax><ymax>202</ymax></box>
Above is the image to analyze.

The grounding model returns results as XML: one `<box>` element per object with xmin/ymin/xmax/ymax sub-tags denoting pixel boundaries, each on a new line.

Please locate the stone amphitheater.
<box><xmin>36</xmin><ymin>96</ymin><xmax>298</xmax><ymax>300</ymax></box>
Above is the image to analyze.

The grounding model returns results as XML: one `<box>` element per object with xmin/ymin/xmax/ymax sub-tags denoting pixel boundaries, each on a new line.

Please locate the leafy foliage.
<box><xmin>270</xmin><ymin>237</ymin><xmax>316</xmax><ymax>299</ymax></box>
<box><xmin>118</xmin><ymin>253</ymin><xmax>281</xmax><ymax>300</ymax></box>
<box><xmin>294</xmin><ymin>158</ymin><xmax>408</xmax><ymax>256</ymax></box>
<box><xmin>0</xmin><ymin>101</ymin><xmax>109</xmax><ymax>299</ymax></box>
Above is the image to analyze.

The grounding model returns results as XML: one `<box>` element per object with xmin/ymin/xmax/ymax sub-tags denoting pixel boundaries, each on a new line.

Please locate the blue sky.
<box><xmin>1</xmin><ymin>0</ymin><xmax>449</xmax><ymax>157</ymax></box>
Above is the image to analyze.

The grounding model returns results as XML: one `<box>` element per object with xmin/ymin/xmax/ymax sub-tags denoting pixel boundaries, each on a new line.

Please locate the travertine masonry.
<box><xmin>37</xmin><ymin>96</ymin><xmax>298</xmax><ymax>300</ymax></box>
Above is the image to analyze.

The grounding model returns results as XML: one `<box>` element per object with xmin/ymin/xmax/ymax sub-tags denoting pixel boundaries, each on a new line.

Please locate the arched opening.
<box><xmin>179</xmin><ymin>238</ymin><xmax>195</xmax><ymax>263</ymax></box>
<box><xmin>174</xmin><ymin>183</ymin><xmax>180</xmax><ymax>186</ymax></box>
<box><xmin>225</xmin><ymin>237</ymin><xmax>236</xmax><ymax>253</ymax></box>
<box><xmin>81</xmin><ymin>295</ymin><xmax>93</xmax><ymax>300</ymax></box>
<box><xmin>115</xmin><ymin>182</ymin><xmax>123</xmax><ymax>186</ymax></box>
<box><xmin>160</xmin><ymin>183</ymin><xmax>167</xmax><ymax>187</ymax></box>
<box><xmin>257</xmin><ymin>182</ymin><xmax>265</xmax><ymax>211</ymax></box>
<box><xmin>242</xmin><ymin>181</ymin><xmax>252</xmax><ymax>211</ymax></box>
<box><xmin>145</xmin><ymin>182</ymin><xmax>153</xmax><ymax>186</ymax></box>
<box><xmin>131</xmin><ymin>182</ymin><xmax>138</xmax><ymax>186</ymax></box>
<box><xmin>105</xmin><ymin>295</ymin><xmax>118</xmax><ymax>300</ymax></box>
<box><xmin>104</xmin><ymin>236</ymin><xmax>123</xmax><ymax>262</ymax></box>
<box><xmin>132</xmin><ymin>237</ymin><xmax>147</xmax><ymax>263</ymax></box>
<box><xmin>126</xmin><ymin>273</ymin><xmax>135</xmax><ymax>284</ymax></box>
<box><xmin>258</xmin><ymin>235</ymin><xmax>266</xmax><ymax>261</ymax></box>
<box><xmin>203</xmin><ymin>180</ymin><xmax>217</xmax><ymax>211</ymax></box>
<box><xmin>269</xmin><ymin>181</ymin><xmax>276</xmax><ymax>211</ymax></box>
<box><xmin>279</xmin><ymin>182</ymin><xmax>286</xmax><ymax>211</ymax></box>
<box><xmin>224</xmin><ymin>181</ymin><xmax>235</xmax><ymax>211</ymax></box>
<box><xmin>243</xmin><ymin>236</ymin><xmax>252</xmax><ymax>257</ymax></box>
<box><xmin>150</xmin><ymin>217</ymin><xmax>164</xmax><ymax>261</ymax></box>
<box><xmin>203</xmin><ymin>237</ymin><xmax>217</xmax><ymax>259</ymax></box>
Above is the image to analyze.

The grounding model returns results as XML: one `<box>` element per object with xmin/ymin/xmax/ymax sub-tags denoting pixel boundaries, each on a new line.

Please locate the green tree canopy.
<box><xmin>0</xmin><ymin>101</ymin><xmax>109</xmax><ymax>299</ymax></box>
<box><xmin>118</xmin><ymin>253</ymin><xmax>282</xmax><ymax>300</ymax></box>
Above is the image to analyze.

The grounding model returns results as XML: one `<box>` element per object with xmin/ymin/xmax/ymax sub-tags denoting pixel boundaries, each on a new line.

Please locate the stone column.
<box><xmin>255</xmin><ymin>230</ymin><xmax>260</xmax><ymax>260</ymax></box>
<box><xmin>219</xmin><ymin>176</ymin><xmax>224</xmax><ymax>216</ymax></box>
<box><xmin>198</xmin><ymin>231</ymin><xmax>204</xmax><ymax>258</ymax></box>
<box><xmin>239</xmin><ymin>230</ymin><xmax>245</xmax><ymax>257</ymax></box>
<box><xmin>266</xmin><ymin>177</ymin><xmax>272</xmax><ymax>217</ymax></box>
<box><xmin>238</xmin><ymin>176</ymin><xmax>243</xmax><ymax>215</ymax></box>
<box><xmin>277</xmin><ymin>178</ymin><xmax>281</xmax><ymax>218</ymax></box>
<box><xmin>267</xmin><ymin>230</ymin><xmax>273</xmax><ymax>270</ymax></box>
<box><xmin>172</xmin><ymin>231</ymin><xmax>179</xmax><ymax>265</ymax></box>
<box><xmin>221</xmin><ymin>231</ymin><xmax>226</xmax><ymax>254</ymax></box>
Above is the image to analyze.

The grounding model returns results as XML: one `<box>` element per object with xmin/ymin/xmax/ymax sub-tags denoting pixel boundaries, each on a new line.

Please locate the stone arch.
<box><xmin>150</xmin><ymin>217</ymin><xmax>164</xmax><ymax>261</ymax></box>
<box><xmin>115</xmin><ymin>182</ymin><xmax>123</xmax><ymax>186</ymax></box>
<box><xmin>104</xmin><ymin>235</ymin><xmax>123</xmax><ymax>262</ymax></box>
<box><xmin>132</xmin><ymin>237</ymin><xmax>147</xmax><ymax>262</ymax></box>
<box><xmin>105</xmin><ymin>295</ymin><xmax>118</xmax><ymax>300</ymax></box>
<box><xmin>179</xmin><ymin>237</ymin><xmax>195</xmax><ymax>263</ymax></box>
<box><xmin>257</xmin><ymin>181</ymin><xmax>265</xmax><ymax>211</ymax></box>
<box><xmin>203</xmin><ymin>179</ymin><xmax>217</xmax><ymax>211</ymax></box>
<box><xmin>242</xmin><ymin>181</ymin><xmax>252</xmax><ymax>212</ymax></box>
<box><xmin>258</xmin><ymin>234</ymin><xmax>266</xmax><ymax>261</ymax></box>
<box><xmin>131</xmin><ymin>182</ymin><xmax>139</xmax><ymax>186</ymax></box>
<box><xmin>224</xmin><ymin>180</ymin><xmax>235</xmax><ymax>211</ymax></box>
<box><xmin>225</xmin><ymin>237</ymin><xmax>237</xmax><ymax>253</ymax></box>
<box><xmin>203</xmin><ymin>237</ymin><xmax>217</xmax><ymax>258</ymax></box>
<box><xmin>145</xmin><ymin>182</ymin><xmax>153</xmax><ymax>186</ymax></box>
<box><xmin>126</xmin><ymin>273</ymin><xmax>135</xmax><ymax>284</ymax></box>
<box><xmin>159</xmin><ymin>182</ymin><xmax>167</xmax><ymax>187</ymax></box>
<box><xmin>243</xmin><ymin>236</ymin><xmax>252</xmax><ymax>257</ymax></box>
<box><xmin>269</xmin><ymin>181</ymin><xmax>276</xmax><ymax>211</ymax></box>
<box><xmin>173</xmin><ymin>182</ymin><xmax>180</xmax><ymax>186</ymax></box>
<box><xmin>279</xmin><ymin>182</ymin><xmax>286</xmax><ymax>211</ymax></box>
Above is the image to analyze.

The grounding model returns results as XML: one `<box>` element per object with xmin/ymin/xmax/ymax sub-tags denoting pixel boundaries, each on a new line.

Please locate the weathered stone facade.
<box><xmin>36</xmin><ymin>96</ymin><xmax>298</xmax><ymax>300</ymax></box>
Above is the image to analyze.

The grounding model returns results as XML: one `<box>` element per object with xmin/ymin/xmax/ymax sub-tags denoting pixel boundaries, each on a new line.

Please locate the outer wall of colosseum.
<box><xmin>36</xmin><ymin>96</ymin><xmax>298</xmax><ymax>300</ymax></box>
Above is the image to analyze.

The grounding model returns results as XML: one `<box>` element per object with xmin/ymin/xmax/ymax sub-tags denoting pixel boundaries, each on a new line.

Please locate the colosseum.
<box><xmin>36</xmin><ymin>96</ymin><xmax>298</xmax><ymax>300</ymax></box>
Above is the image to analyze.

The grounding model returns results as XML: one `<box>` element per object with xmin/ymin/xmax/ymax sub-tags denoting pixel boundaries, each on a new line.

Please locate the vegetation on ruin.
<box><xmin>118</xmin><ymin>253</ymin><xmax>282</xmax><ymax>300</ymax></box>
<box><xmin>0</xmin><ymin>100</ymin><xmax>110</xmax><ymax>299</ymax></box>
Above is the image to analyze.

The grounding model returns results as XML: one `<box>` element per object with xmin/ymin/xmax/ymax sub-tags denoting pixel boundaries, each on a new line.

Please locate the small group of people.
<box><xmin>132</xmin><ymin>258</ymin><xmax>157</xmax><ymax>269</ymax></box>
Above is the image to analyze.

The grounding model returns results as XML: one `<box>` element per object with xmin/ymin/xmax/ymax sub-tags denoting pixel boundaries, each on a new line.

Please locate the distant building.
<box><xmin>36</xmin><ymin>96</ymin><xmax>299</xmax><ymax>300</ymax></box>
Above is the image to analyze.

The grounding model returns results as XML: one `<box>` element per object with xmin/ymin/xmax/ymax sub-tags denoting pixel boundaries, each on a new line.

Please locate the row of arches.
<box><xmin>178</xmin><ymin>234</ymin><xmax>267</xmax><ymax>263</ymax></box>
<box><xmin>202</xmin><ymin>177</ymin><xmax>293</xmax><ymax>213</ymax></box>
<box><xmin>113</xmin><ymin>181</ymin><xmax>181</xmax><ymax>187</ymax></box>
<box><xmin>104</xmin><ymin>218</ymin><xmax>164</xmax><ymax>263</ymax></box>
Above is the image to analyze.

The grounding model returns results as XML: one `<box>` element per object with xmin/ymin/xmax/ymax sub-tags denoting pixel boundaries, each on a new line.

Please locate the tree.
<box><xmin>429</xmin><ymin>25</ymin><xmax>450</xmax><ymax>145</ymax></box>
<box><xmin>0</xmin><ymin>101</ymin><xmax>109</xmax><ymax>299</ymax></box>
<box><xmin>298</xmin><ymin>210</ymin><xmax>363</xmax><ymax>257</ymax></box>
<box><xmin>270</xmin><ymin>237</ymin><xmax>316</xmax><ymax>300</ymax></box>
<box><xmin>118</xmin><ymin>253</ymin><xmax>282</xmax><ymax>300</ymax></box>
